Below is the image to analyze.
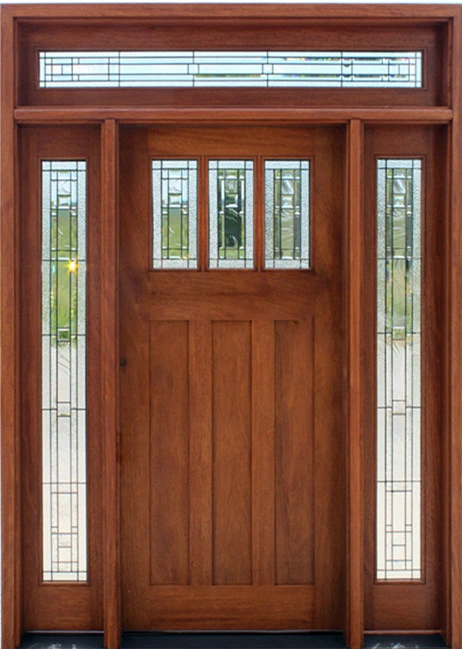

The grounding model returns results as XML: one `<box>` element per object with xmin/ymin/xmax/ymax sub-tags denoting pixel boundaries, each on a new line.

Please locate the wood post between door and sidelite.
<box><xmin>101</xmin><ymin>119</ymin><xmax>121</xmax><ymax>649</ymax></box>
<box><xmin>345</xmin><ymin>119</ymin><xmax>364</xmax><ymax>649</ymax></box>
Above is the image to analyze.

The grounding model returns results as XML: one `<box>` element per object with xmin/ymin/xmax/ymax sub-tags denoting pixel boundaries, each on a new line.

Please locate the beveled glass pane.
<box><xmin>152</xmin><ymin>160</ymin><xmax>198</xmax><ymax>269</ymax></box>
<box><xmin>42</xmin><ymin>161</ymin><xmax>87</xmax><ymax>582</ymax></box>
<box><xmin>39</xmin><ymin>51</ymin><xmax>423</xmax><ymax>88</ymax></box>
<box><xmin>264</xmin><ymin>160</ymin><xmax>310</xmax><ymax>269</ymax></box>
<box><xmin>209</xmin><ymin>160</ymin><xmax>254</xmax><ymax>269</ymax></box>
<box><xmin>376</xmin><ymin>158</ymin><xmax>422</xmax><ymax>581</ymax></box>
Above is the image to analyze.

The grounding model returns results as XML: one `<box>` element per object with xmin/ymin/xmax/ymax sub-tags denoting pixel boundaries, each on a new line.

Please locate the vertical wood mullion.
<box><xmin>345</xmin><ymin>118</ymin><xmax>364</xmax><ymax>649</ymax></box>
<box><xmin>1</xmin><ymin>7</ymin><xmax>22</xmax><ymax>649</ymax></box>
<box><xmin>101</xmin><ymin>118</ymin><xmax>121</xmax><ymax>649</ymax></box>
<box><xmin>199</xmin><ymin>157</ymin><xmax>208</xmax><ymax>271</ymax></box>
<box><xmin>447</xmin><ymin>10</ymin><xmax>462</xmax><ymax>649</ymax></box>
<box><xmin>251</xmin><ymin>320</ymin><xmax>275</xmax><ymax>585</ymax></box>
<box><xmin>189</xmin><ymin>320</ymin><xmax>213</xmax><ymax>585</ymax></box>
<box><xmin>254</xmin><ymin>156</ymin><xmax>264</xmax><ymax>271</ymax></box>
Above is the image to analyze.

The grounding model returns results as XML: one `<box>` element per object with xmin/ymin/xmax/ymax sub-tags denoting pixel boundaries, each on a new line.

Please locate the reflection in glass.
<box><xmin>376</xmin><ymin>159</ymin><xmax>422</xmax><ymax>581</ymax></box>
<box><xmin>152</xmin><ymin>160</ymin><xmax>198</xmax><ymax>269</ymax></box>
<box><xmin>209</xmin><ymin>160</ymin><xmax>254</xmax><ymax>269</ymax></box>
<box><xmin>265</xmin><ymin>161</ymin><xmax>310</xmax><ymax>269</ymax></box>
<box><xmin>42</xmin><ymin>161</ymin><xmax>87</xmax><ymax>582</ymax></box>
<box><xmin>39</xmin><ymin>51</ymin><xmax>423</xmax><ymax>89</ymax></box>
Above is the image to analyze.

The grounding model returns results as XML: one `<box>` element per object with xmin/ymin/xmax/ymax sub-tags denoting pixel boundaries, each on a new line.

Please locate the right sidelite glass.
<box><xmin>376</xmin><ymin>159</ymin><xmax>422</xmax><ymax>581</ymax></box>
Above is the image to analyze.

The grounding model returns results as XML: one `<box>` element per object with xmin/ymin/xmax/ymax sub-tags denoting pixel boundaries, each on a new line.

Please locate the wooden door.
<box><xmin>119</xmin><ymin>126</ymin><xmax>344</xmax><ymax>630</ymax></box>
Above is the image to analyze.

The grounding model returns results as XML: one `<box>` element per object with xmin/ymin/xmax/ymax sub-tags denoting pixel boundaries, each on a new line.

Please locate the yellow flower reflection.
<box><xmin>67</xmin><ymin>258</ymin><xmax>79</xmax><ymax>274</ymax></box>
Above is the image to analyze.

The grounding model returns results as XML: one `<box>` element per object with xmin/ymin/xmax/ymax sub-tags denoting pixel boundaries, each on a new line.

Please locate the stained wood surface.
<box><xmin>345</xmin><ymin>119</ymin><xmax>364</xmax><ymax>649</ymax></box>
<box><xmin>101</xmin><ymin>119</ymin><xmax>121</xmax><ymax>649</ymax></box>
<box><xmin>20</xmin><ymin>128</ymin><xmax>103</xmax><ymax>631</ymax></box>
<box><xmin>363</xmin><ymin>126</ymin><xmax>444</xmax><ymax>632</ymax></box>
<box><xmin>119</xmin><ymin>126</ymin><xmax>343</xmax><ymax>630</ymax></box>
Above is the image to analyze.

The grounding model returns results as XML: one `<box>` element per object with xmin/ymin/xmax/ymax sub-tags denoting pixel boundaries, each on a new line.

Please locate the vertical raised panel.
<box><xmin>149</xmin><ymin>321</ymin><xmax>190</xmax><ymax>585</ymax></box>
<box><xmin>212</xmin><ymin>321</ymin><xmax>252</xmax><ymax>585</ymax></box>
<box><xmin>274</xmin><ymin>319</ymin><xmax>314</xmax><ymax>586</ymax></box>
<box><xmin>189</xmin><ymin>320</ymin><xmax>213</xmax><ymax>585</ymax></box>
<box><xmin>251</xmin><ymin>320</ymin><xmax>275</xmax><ymax>585</ymax></box>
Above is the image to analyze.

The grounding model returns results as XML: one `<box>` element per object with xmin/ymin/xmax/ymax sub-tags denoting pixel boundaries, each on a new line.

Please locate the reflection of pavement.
<box><xmin>377</xmin><ymin>339</ymin><xmax>421</xmax><ymax>579</ymax></box>
<box><xmin>42</xmin><ymin>343</ymin><xmax>87</xmax><ymax>581</ymax></box>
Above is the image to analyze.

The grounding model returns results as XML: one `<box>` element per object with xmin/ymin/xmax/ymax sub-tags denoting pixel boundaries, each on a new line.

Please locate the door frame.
<box><xmin>1</xmin><ymin>5</ymin><xmax>461</xmax><ymax>649</ymax></box>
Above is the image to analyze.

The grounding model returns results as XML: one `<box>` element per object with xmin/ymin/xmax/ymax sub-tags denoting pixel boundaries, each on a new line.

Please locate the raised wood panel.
<box><xmin>212</xmin><ymin>321</ymin><xmax>252</xmax><ymax>586</ymax></box>
<box><xmin>275</xmin><ymin>319</ymin><xmax>314</xmax><ymax>586</ymax></box>
<box><xmin>149</xmin><ymin>320</ymin><xmax>190</xmax><ymax>586</ymax></box>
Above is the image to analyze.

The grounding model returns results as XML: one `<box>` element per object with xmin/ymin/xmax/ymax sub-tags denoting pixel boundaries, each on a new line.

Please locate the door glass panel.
<box><xmin>39</xmin><ymin>51</ymin><xmax>423</xmax><ymax>88</ymax></box>
<box><xmin>42</xmin><ymin>161</ymin><xmax>87</xmax><ymax>582</ymax></box>
<box><xmin>376</xmin><ymin>158</ymin><xmax>422</xmax><ymax>581</ymax></box>
<box><xmin>152</xmin><ymin>160</ymin><xmax>198</xmax><ymax>269</ymax></box>
<box><xmin>264</xmin><ymin>160</ymin><xmax>310</xmax><ymax>269</ymax></box>
<box><xmin>209</xmin><ymin>160</ymin><xmax>254</xmax><ymax>269</ymax></box>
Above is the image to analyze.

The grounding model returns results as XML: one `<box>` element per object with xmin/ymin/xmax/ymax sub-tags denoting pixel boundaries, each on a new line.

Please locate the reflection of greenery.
<box><xmin>50</xmin><ymin>208</ymin><xmax>78</xmax><ymax>341</ymax></box>
<box><xmin>385</xmin><ymin>170</ymin><xmax>415</xmax><ymax>340</ymax></box>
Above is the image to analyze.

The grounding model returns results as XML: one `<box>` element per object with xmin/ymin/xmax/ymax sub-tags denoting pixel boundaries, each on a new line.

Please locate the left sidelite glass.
<box><xmin>41</xmin><ymin>161</ymin><xmax>88</xmax><ymax>582</ymax></box>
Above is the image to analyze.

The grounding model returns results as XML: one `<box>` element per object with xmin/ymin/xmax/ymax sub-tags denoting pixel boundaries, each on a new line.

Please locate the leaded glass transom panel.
<box><xmin>39</xmin><ymin>51</ymin><xmax>423</xmax><ymax>88</ymax></box>
<box><xmin>42</xmin><ymin>161</ymin><xmax>87</xmax><ymax>582</ymax></box>
<box><xmin>264</xmin><ymin>161</ymin><xmax>310</xmax><ymax>269</ymax></box>
<box><xmin>209</xmin><ymin>160</ymin><xmax>254</xmax><ymax>269</ymax></box>
<box><xmin>376</xmin><ymin>158</ymin><xmax>422</xmax><ymax>581</ymax></box>
<box><xmin>152</xmin><ymin>160</ymin><xmax>198</xmax><ymax>269</ymax></box>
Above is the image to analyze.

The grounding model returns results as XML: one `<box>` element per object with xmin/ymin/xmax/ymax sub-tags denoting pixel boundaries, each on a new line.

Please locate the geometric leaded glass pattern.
<box><xmin>152</xmin><ymin>160</ymin><xmax>198</xmax><ymax>269</ymax></box>
<box><xmin>264</xmin><ymin>161</ymin><xmax>310</xmax><ymax>269</ymax></box>
<box><xmin>376</xmin><ymin>159</ymin><xmax>422</xmax><ymax>581</ymax></box>
<box><xmin>42</xmin><ymin>161</ymin><xmax>87</xmax><ymax>581</ymax></box>
<box><xmin>209</xmin><ymin>160</ymin><xmax>254</xmax><ymax>269</ymax></box>
<box><xmin>39</xmin><ymin>51</ymin><xmax>423</xmax><ymax>88</ymax></box>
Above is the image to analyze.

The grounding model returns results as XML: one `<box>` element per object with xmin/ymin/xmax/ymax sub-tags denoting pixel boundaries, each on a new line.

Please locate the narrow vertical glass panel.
<box><xmin>376</xmin><ymin>158</ymin><xmax>422</xmax><ymax>581</ymax></box>
<box><xmin>152</xmin><ymin>160</ymin><xmax>198</xmax><ymax>269</ymax></box>
<box><xmin>42</xmin><ymin>161</ymin><xmax>87</xmax><ymax>582</ymax></box>
<box><xmin>209</xmin><ymin>160</ymin><xmax>254</xmax><ymax>269</ymax></box>
<box><xmin>264</xmin><ymin>160</ymin><xmax>310</xmax><ymax>269</ymax></box>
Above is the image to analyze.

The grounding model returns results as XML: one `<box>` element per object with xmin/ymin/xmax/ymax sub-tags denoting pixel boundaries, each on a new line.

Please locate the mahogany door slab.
<box><xmin>119</xmin><ymin>126</ymin><xmax>344</xmax><ymax>630</ymax></box>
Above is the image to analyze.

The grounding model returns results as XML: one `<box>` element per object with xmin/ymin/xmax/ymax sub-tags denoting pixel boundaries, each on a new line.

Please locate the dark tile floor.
<box><xmin>19</xmin><ymin>633</ymin><xmax>449</xmax><ymax>649</ymax></box>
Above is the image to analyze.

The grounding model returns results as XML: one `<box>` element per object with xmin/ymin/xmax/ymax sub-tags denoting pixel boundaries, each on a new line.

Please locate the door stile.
<box><xmin>344</xmin><ymin>119</ymin><xmax>365</xmax><ymax>649</ymax></box>
<box><xmin>1</xmin><ymin>7</ymin><xmax>22</xmax><ymax>648</ymax></box>
<box><xmin>101</xmin><ymin>119</ymin><xmax>121</xmax><ymax>649</ymax></box>
<box><xmin>446</xmin><ymin>10</ymin><xmax>462</xmax><ymax>649</ymax></box>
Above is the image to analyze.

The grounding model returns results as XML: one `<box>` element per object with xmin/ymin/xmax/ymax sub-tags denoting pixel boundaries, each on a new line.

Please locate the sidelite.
<box><xmin>376</xmin><ymin>159</ymin><xmax>422</xmax><ymax>581</ymax></box>
<box><xmin>41</xmin><ymin>161</ymin><xmax>87</xmax><ymax>582</ymax></box>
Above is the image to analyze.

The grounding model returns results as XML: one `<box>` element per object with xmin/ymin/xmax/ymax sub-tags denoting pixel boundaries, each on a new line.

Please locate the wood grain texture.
<box><xmin>20</xmin><ymin>127</ymin><xmax>103</xmax><ymax>632</ymax></box>
<box><xmin>363</xmin><ymin>126</ymin><xmax>443</xmax><ymax>632</ymax></box>
<box><xmin>275</xmin><ymin>320</ymin><xmax>314</xmax><ymax>586</ymax></box>
<box><xmin>447</xmin><ymin>10</ymin><xmax>462</xmax><ymax>649</ymax></box>
<box><xmin>345</xmin><ymin>119</ymin><xmax>365</xmax><ymax>649</ymax></box>
<box><xmin>101</xmin><ymin>118</ymin><xmax>121</xmax><ymax>649</ymax></box>
<box><xmin>2</xmin><ymin>4</ymin><xmax>459</xmax><ymax>19</ymax></box>
<box><xmin>149</xmin><ymin>321</ymin><xmax>190</xmax><ymax>585</ymax></box>
<box><xmin>120</xmin><ymin>126</ymin><xmax>343</xmax><ymax>630</ymax></box>
<box><xmin>13</xmin><ymin>107</ymin><xmax>454</xmax><ymax>125</ymax></box>
<box><xmin>212</xmin><ymin>321</ymin><xmax>252</xmax><ymax>586</ymax></box>
<box><xmin>1</xmin><ymin>7</ymin><xmax>22</xmax><ymax>648</ymax></box>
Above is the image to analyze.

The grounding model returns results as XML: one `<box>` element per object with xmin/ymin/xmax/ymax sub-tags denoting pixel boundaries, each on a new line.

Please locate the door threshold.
<box><xmin>19</xmin><ymin>632</ymin><xmax>449</xmax><ymax>649</ymax></box>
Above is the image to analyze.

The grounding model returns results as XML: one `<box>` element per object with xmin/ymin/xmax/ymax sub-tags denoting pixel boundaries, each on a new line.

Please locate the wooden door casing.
<box><xmin>119</xmin><ymin>126</ymin><xmax>344</xmax><ymax>630</ymax></box>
